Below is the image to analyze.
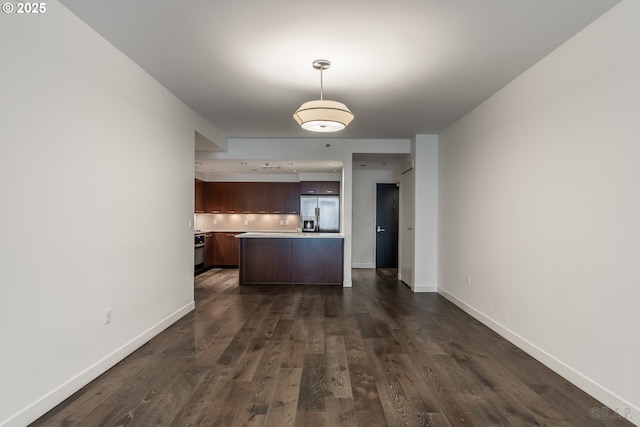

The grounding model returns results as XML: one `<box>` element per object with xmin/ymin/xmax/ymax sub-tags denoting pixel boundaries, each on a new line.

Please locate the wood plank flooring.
<box><xmin>32</xmin><ymin>268</ymin><xmax>634</xmax><ymax>426</ymax></box>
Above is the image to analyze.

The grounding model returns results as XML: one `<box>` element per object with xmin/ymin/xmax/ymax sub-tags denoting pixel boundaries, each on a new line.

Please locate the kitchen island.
<box><xmin>236</xmin><ymin>232</ymin><xmax>344</xmax><ymax>285</ymax></box>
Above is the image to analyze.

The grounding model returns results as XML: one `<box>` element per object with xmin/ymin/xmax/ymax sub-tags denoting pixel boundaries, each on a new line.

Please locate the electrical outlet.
<box><xmin>244</xmin><ymin>220</ymin><xmax>249</xmax><ymax>226</ymax></box>
<box><xmin>280</xmin><ymin>220</ymin><xmax>284</xmax><ymax>226</ymax></box>
<box><xmin>285</xmin><ymin>220</ymin><xmax>289</xmax><ymax>225</ymax></box>
<box><xmin>213</xmin><ymin>219</ymin><xmax>217</xmax><ymax>225</ymax></box>
<box><xmin>104</xmin><ymin>308</ymin><xmax>112</xmax><ymax>324</ymax></box>
<box><xmin>466</xmin><ymin>274</ymin><xmax>471</xmax><ymax>286</ymax></box>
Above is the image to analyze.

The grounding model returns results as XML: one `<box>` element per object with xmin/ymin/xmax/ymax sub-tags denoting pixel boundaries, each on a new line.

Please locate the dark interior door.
<box><xmin>376</xmin><ymin>183</ymin><xmax>399</xmax><ymax>268</ymax></box>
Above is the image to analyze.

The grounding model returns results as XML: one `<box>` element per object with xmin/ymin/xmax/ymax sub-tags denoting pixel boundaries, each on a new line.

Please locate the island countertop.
<box><xmin>235</xmin><ymin>232</ymin><xmax>343</xmax><ymax>239</ymax></box>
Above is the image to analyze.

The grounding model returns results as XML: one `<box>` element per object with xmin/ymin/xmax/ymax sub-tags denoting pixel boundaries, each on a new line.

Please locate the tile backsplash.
<box><xmin>195</xmin><ymin>213</ymin><xmax>300</xmax><ymax>232</ymax></box>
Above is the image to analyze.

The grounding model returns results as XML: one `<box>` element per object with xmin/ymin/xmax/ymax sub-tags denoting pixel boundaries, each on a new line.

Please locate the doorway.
<box><xmin>375</xmin><ymin>183</ymin><xmax>399</xmax><ymax>268</ymax></box>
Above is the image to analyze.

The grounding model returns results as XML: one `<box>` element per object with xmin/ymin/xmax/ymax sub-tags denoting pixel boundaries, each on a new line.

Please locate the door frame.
<box><xmin>399</xmin><ymin>168</ymin><xmax>414</xmax><ymax>288</ymax></box>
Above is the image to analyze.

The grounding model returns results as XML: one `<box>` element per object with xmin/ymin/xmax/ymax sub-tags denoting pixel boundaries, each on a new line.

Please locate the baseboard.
<box><xmin>351</xmin><ymin>263</ymin><xmax>375</xmax><ymax>268</ymax></box>
<box><xmin>412</xmin><ymin>283</ymin><xmax>438</xmax><ymax>293</ymax></box>
<box><xmin>2</xmin><ymin>301</ymin><xmax>195</xmax><ymax>427</ymax></box>
<box><xmin>437</xmin><ymin>288</ymin><xmax>639</xmax><ymax>426</ymax></box>
<box><xmin>343</xmin><ymin>279</ymin><xmax>353</xmax><ymax>287</ymax></box>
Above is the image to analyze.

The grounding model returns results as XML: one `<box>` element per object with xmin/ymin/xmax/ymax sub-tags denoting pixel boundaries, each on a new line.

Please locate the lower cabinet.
<box><xmin>239</xmin><ymin>238</ymin><xmax>343</xmax><ymax>285</ymax></box>
<box><xmin>204</xmin><ymin>233</ymin><xmax>215</xmax><ymax>268</ymax></box>
<box><xmin>240</xmin><ymin>239</ymin><xmax>292</xmax><ymax>283</ymax></box>
<box><xmin>213</xmin><ymin>232</ymin><xmax>240</xmax><ymax>267</ymax></box>
<box><xmin>290</xmin><ymin>239</ymin><xmax>343</xmax><ymax>284</ymax></box>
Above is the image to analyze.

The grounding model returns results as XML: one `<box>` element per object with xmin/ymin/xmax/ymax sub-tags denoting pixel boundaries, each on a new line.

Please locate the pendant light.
<box><xmin>293</xmin><ymin>59</ymin><xmax>354</xmax><ymax>132</ymax></box>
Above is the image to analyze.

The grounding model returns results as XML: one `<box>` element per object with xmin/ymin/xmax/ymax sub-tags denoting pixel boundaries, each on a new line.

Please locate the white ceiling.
<box><xmin>195</xmin><ymin>159</ymin><xmax>345</xmax><ymax>176</ymax></box>
<box><xmin>193</xmin><ymin>153</ymin><xmax>412</xmax><ymax>177</ymax></box>
<box><xmin>60</xmin><ymin>0</ymin><xmax>619</xmax><ymax>174</ymax></box>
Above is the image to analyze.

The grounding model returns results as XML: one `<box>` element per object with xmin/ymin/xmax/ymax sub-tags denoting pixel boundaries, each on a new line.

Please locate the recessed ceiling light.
<box><xmin>287</xmin><ymin>162</ymin><xmax>294</xmax><ymax>166</ymax></box>
<box><xmin>240</xmin><ymin>162</ymin><xmax>247</xmax><ymax>166</ymax></box>
<box><xmin>262</xmin><ymin>163</ymin><xmax>281</xmax><ymax>170</ymax></box>
<box><xmin>195</xmin><ymin>161</ymin><xmax>202</xmax><ymax>165</ymax></box>
<box><xmin>333</xmin><ymin>163</ymin><xmax>341</xmax><ymax>166</ymax></box>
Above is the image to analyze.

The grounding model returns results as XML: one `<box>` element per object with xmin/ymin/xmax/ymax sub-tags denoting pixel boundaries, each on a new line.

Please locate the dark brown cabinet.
<box><xmin>283</xmin><ymin>182</ymin><xmax>301</xmax><ymax>214</ymax></box>
<box><xmin>213</xmin><ymin>232</ymin><xmax>240</xmax><ymax>267</ymax></box>
<box><xmin>239</xmin><ymin>237</ymin><xmax>343</xmax><ymax>285</ymax></box>
<box><xmin>222</xmin><ymin>182</ymin><xmax>239</xmax><ymax>213</ymax></box>
<box><xmin>204</xmin><ymin>182</ymin><xmax>239</xmax><ymax>213</ymax></box>
<box><xmin>271</xmin><ymin>182</ymin><xmax>301</xmax><ymax>214</ymax></box>
<box><xmin>300</xmin><ymin>181</ymin><xmax>340</xmax><ymax>195</ymax></box>
<box><xmin>204</xmin><ymin>182</ymin><xmax>223</xmax><ymax>213</ymax></box>
<box><xmin>290</xmin><ymin>239</ymin><xmax>342</xmax><ymax>283</ymax></box>
<box><xmin>249</xmin><ymin>182</ymin><xmax>270</xmax><ymax>213</ymax></box>
<box><xmin>200</xmin><ymin>181</ymin><xmax>302</xmax><ymax>214</ymax></box>
<box><xmin>240</xmin><ymin>238</ymin><xmax>292</xmax><ymax>283</ymax></box>
<box><xmin>236</xmin><ymin>183</ymin><xmax>251</xmax><ymax>214</ymax></box>
<box><xmin>269</xmin><ymin>183</ymin><xmax>286</xmax><ymax>214</ymax></box>
<box><xmin>239</xmin><ymin>182</ymin><xmax>283</xmax><ymax>214</ymax></box>
<box><xmin>204</xmin><ymin>233</ymin><xmax>215</xmax><ymax>268</ymax></box>
<box><xmin>195</xmin><ymin>179</ymin><xmax>205</xmax><ymax>213</ymax></box>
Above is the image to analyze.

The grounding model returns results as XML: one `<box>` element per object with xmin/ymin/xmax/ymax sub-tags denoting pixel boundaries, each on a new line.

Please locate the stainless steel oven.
<box><xmin>194</xmin><ymin>234</ymin><xmax>205</xmax><ymax>272</ymax></box>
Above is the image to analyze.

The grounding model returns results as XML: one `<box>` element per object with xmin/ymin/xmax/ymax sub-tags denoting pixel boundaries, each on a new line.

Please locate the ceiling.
<box><xmin>60</xmin><ymin>0</ymin><xmax>619</xmax><ymax>174</ymax></box>
<box><xmin>193</xmin><ymin>154</ymin><xmax>412</xmax><ymax>177</ymax></box>
<box><xmin>195</xmin><ymin>159</ymin><xmax>345</xmax><ymax>176</ymax></box>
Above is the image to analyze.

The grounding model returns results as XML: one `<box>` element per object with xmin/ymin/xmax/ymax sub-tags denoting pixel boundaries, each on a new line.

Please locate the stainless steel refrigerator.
<box><xmin>300</xmin><ymin>196</ymin><xmax>340</xmax><ymax>232</ymax></box>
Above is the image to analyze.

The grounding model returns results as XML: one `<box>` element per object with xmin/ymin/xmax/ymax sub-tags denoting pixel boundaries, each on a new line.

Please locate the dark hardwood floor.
<box><xmin>32</xmin><ymin>268</ymin><xmax>633</xmax><ymax>426</ymax></box>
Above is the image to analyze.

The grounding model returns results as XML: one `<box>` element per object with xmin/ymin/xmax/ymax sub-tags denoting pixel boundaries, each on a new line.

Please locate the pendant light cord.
<box><xmin>319</xmin><ymin>67</ymin><xmax>324</xmax><ymax>100</ymax></box>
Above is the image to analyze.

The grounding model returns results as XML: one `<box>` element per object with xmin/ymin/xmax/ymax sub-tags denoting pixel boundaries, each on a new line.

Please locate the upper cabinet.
<box><xmin>269</xmin><ymin>182</ymin><xmax>301</xmax><ymax>214</ymax></box>
<box><xmin>199</xmin><ymin>181</ymin><xmax>302</xmax><ymax>214</ymax></box>
<box><xmin>268</xmin><ymin>183</ymin><xmax>286</xmax><ymax>214</ymax></box>
<box><xmin>194</xmin><ymin>179</ymin><xmax>205</xmax><ymax>213</ymax></box>
<box><xmin>204</xmin><ymin>182</ymin><xmax>223</xmax><ymax>213</ymax></box>
<box><xmin>204</xmin><ymin>182</ymin><xmax>240</xmax><ymax>213</ymax></box>
<box><xmin>247</xmin><ymin>182</ymin><xmax>270</xmax><ymax>214</ymax></box>
<box><xmin>222</xmin><ymin>182</ymin><xmax>239</xmax><ymax>213</ymax></box>
<box><xmin>283</xmin><ymin>182</ymin><xmax>301</xmax><ymax>214</ymax></box>
<box><xmin>300</xmin><ymin>181</ymin><xmax>340</xmax><ymax>195</ymax></box>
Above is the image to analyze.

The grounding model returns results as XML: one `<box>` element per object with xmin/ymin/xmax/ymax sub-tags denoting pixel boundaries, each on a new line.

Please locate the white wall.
<box><xmin>352</xmin><ymin>169</ymin><xmax>397</xmax><ymax>268</ymax></box>
<box><xmin>438</xmin><ymin>0</ymin><xmax>640</xmax><ymax>422</ymax></box>
<box><xmin>412</xmin><ymin>135</ymin><xmax>439</xmax><ymax>292</ymax></box>
<box><xmin>0</xmin><ymin>3</ymin><xmax>221</xmax><ymax>425</ymax></box>
<box><xmin>399</xmin><ymin>169</ymin><xmax>415</xmax><ymax>287</ymax></box>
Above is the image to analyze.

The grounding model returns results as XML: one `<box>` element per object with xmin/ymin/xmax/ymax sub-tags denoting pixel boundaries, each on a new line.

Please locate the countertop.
<box><xmin>235</xmin><ymin>232</ymin><xmax>343</xmax><ymax>239</ymax></box>
<box><xmin>195</xmin><ymin>230</ymin><xmax>299</xmax><ymax>235</ymax></box>
<box><xmin>195</xmin><ymin>230</ymin><xmax>237</xmax><ymax>234</ymax></box>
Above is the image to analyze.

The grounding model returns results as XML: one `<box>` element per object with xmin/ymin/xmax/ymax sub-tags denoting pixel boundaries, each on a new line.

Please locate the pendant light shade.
<box><xmin>293</xmin><ymin>99</ymin><xmax>354</xmax><ymax>132</ymax></box>
<box><xmin>293</xmin><ymin>60</ymin><xmax>353</xmax><ymax>132</ymax></box>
